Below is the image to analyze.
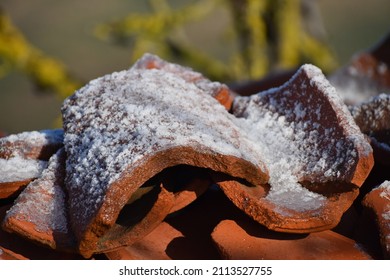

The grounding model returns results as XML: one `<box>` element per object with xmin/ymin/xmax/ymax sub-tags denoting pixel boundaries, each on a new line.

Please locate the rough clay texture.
<box><xmin>2</xmin><ymin>148</ymin><xmax>75</xmax><ymax>251</ymax></box>
<box><xmin>104</xmin><ymin>221</ymin><xmax>183</xmax><ymax>260</ymax></box>
<box><xmin>231</xmin><ymin>64</ymin><xmax>373</xmax><ymax>215</ymax></box>
<box><xmin>350</xmin><ymin>94</ymin><xmax>390</xmax><ymax>165</ymax></box>
<box><xmin>211</xmin><ymin>219</ymin><xmax>372</xmax><ymax>260</ymax></box>
<box><xmin>61</xmin><ymin>65</ymin><xmax>268</xmax><ymax>257</ymax></box>
<box><xmin>350</xmin><ymin>94</ymin><xmax>390</xmax><ymax>133</ymax></box>
<box><xmin>362</xmin><ymin>180</ymin><xmax>390</xmax><ymax>259</ymax></box>
<box><xmin>131</xmin><ymin>53</ymin><xmax>235</xmax><ymax>110</ymax></box>
<box><xmin>0</xmin><ymin>180</ymin><xmax>33</xmax><ymax>199</ymax></box>
<box><xmin>0</xmin><ymin>129</ymin><xmax>64</xmax><ymax>160</ymax></box>
<box><xmin>0</xmin><ymin>54</ymin><xmax>382</xmax><ymax>259</ymax></box>
<box><xmin>216</xmin><ymin>178</ymin><xmax>359</xmax><ymax>233</ymax></box>
<box><xmin>0</xmin><ymin>129</ymin><xmax>63</xmax><ymax>198</ymax></box>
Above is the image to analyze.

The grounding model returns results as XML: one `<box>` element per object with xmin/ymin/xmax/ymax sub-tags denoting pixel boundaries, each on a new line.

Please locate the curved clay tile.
<box><xmin>217</xmin><ymin>64</ymin><xmax>374</xmax><ymax>233</ymax></box>
<box><xmin>0</xmin><ymin>246</ymin><xmax>27</xmax><ymax>260</ymax></box>
<box><xmin>361</xmin><ymin>181</ymin><xmax>390</xmax><ymax>259</ymax></box>
<box><xmin>211</xmin><ymin>219</ymin><xmax>372</xmax><ymax>260</ymax></box>
<box><xmin>0</xmin><ymin>202</ymin><xmax>83</xmax><ymax>260</ymax></box>
<box><xmin>94</xmin><ymin>167</ymin><xmax>213</xmax><ymax>255</ymax></box>
<box><xmin>61</xmin><ymin>66</ymin><xmax>268</xmax><ymax>257</ymax></box>
<box><xmin>1</xmin><ymin>55</ymin><xmax>377</xmax><ymax>258</ymax></box>
<box><xmin>2</xmin><ymin>148</ymin><xmax>76</xmax><ymax>252</ymax></box>
<box><xmin>1</xmin><ymin>153</ymin><xmax>214</xmax><ymax>256</ymax></box>
<box><xmin>0</xmin><ymin>129</ymin><xmax>63</xmax><ymax>160</ymax></box>
<box><xmin>105</xmin><ymin>185</ymin><xmax>250</xmax><ymax>260</ymax></box>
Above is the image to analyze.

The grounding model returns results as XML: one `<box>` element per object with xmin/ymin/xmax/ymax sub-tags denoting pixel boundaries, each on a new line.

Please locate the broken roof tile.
<box><xmin>2</xmin><ymin>148</ymin><xmax>76</xmax><ymax>252</ymax></box>
<box><xmin>361</xmin><ymin>180</ymin><xmax>390</xmax><ymax>259</ymax></box>
<box><xmin>219</xmin><ymin>64</ymin><xmax>373</xmax><ymax>233</ymax></box>
<box><xmin>0</xmin><ymin>129</ymin><xmax>64</xmax><ymax>199</ymax></box>
<box><xmin>61</xmin><ymin>62</ymin><xmax>268</xmax><ymax>257</ymax></box>
<box><xmin>211</xmin><ymin>219</ymin><xmax>372</xmax><ymax>260</ymax></box>
<box><xmin>350</xmin><ymin>93</ymin><xmax>390</xmax><ymax>165</ymax></box>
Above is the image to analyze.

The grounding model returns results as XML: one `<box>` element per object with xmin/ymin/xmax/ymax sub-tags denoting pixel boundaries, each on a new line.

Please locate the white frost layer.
<box><xmin>62</xmin><ymin>67</ymin><xmax>267</xmax><ymax>233</ymax></box>
<box><xmin>0</xmin><ymin>129</ymin><xmax>64</xmax><ymax>158</ymax></box>
<box><xmin>131</xmin><ymin>53</ymin><xmax>226</xmax><ymax>99</ymax></box>
<box><xmin>233</xmin><ymin>64</ymin><xmax>369</xmax><ymax>212</ymax></box>
<box><xmin>378</xmin><ymin>181</ymin><xmax>390</xmax><ymax>221</ymax></box>
<box><xmin>0</xmin><ymin>157</ymin><xmax>47</xmax><ymax>183</ymax></box>
<box><xmin>5</xmin><ymin>149</ymin><xmax>68</xmax><ymax>233</ymax></box>
<box><xmin>329</xmin><ymin>62</ymin><xmax>390</xmax><ymax>105</ymax></box>
<box><xmin>350</xmin><ymin>93</ymin><xmax>390</xmax><ymax>133</ymax></box>
<box><xmin>3</xmin><ymin>129</ymin><xmax>63</xmax><ymax>145</ymax></box>
<box><xmin>234</xmin><ymin>111</ymin><xmax>326</xmax><ymax>212</ymax></box>
<box><xmin>378</xmin><ymin>181</ymin><xmax>390</xmax><ymax>200</ymax></box>
<box><xmin>377</xmin><ymin>181</ymin><xmax>390</xmax><ymax>254</ymax></box>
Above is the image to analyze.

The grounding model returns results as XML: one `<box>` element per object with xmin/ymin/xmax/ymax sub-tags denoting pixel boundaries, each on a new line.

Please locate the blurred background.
<box><xmin>0</xmin><ymin>0</ymin><xmax>389</xmax><ymax>134</ymax></box>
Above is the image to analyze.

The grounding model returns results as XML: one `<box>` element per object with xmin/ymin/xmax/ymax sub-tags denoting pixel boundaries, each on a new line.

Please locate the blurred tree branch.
<box><xmin>96</xmin><ymin>0</ymin><xmax>338</xmax><ymax>82</ymax></box>
<box><xmin>94</xmin><ymin>0</ymin><xmax>231</xmax><ymax>80</ymax></box>
<box><xmin>0</xmin><ymin>0</ymin><xmax>338</xmax><ymax>99</ymax></box>
<box><xmin>0</xmin><ymin>8</ymin><xmax>82</xmax><ymax>99</ymax></box>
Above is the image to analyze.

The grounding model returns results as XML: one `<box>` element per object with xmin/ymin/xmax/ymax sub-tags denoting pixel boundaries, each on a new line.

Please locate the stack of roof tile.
<box><xmin>1</xmin><ymin>34</ymin><xmax>389</xmax><ymax>259</ymax></box>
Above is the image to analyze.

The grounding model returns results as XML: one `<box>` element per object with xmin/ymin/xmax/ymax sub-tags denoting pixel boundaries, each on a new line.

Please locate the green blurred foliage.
<box><xmin>0</xmin><ymin>9</ymin><xmax>82</xmax><ymax>99</ymax></box>
<box><xmin>0</xmin><ymin>0</ymin><xmax>337</xmax><ymax>101</ymax></box>
<box><xmin>95</xmin><ymin>0</ymin><xmax>338</xmax><ymax>82</ymax></box>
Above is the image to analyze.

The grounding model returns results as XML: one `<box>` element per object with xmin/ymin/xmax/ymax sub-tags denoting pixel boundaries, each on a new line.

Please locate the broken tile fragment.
<box><xmin>215</xmin><ymin>178</ymin><xmax>360</xmax><ymax>233</ymax></box>
<box><xmin>211</xmin><ymin>219</ymin><xmax>372</xmax><ymax>260</ymax></box>
<box><xmin>0</xmin><ymin>129</ymin><xmax>64</xmax><ymax>198</ymax></box>
<box><xmin>106</xmin><ymin>186</ymin><xmax>248</xmax><ymax>260</ymax></box>
<box><xmin>157</xmin><ymin>165</ymin><xmax>213</xmax><ymax>214</ymax></box>
<box><xmin>0</xmin><ymin>179</ymin><xmax>37</xmax><ymax>200</ymax></box>
<box><xmin>0</xmin><ymin>204</ymin><xmax>83</xmax><ymax>260</ymax></box>
<box><xmin>0</xmin><ymin>154</ymin><xmax>48</xmax><ymax>199</ymax></box>
<box><xmin>360</xmin><ymin>181</ymin><xmax>390</xmax><ymax>259</ymax></box>
<box><xmin>95</xmin><ymin>184</ymin><xmax>176</xmax><ymax>255</ymax></box>
<box><xmin>2</xmin><ymin>148</ymin><xmax>76</xmax><ymax>252</ymax></box>
<box><xmin>61</xmin><ymin>62</ymin><xmax>268</xmax><ymax>258</ymax></box>
<box><xmin>350</xmin><ymin>94</ymin><xmax>390</xmax><ymax>165</ymax></box>
<box><xmin>219</xmin><ymin>64</ymin><xmax>373</xmax><ymax>233</ymax></box>
<box><xmin>105</xmin><ymin>221</ymin><xmax>183</xmax><ymax>260</ymax></box>
<box><xmin>3</xmin><ymin>53</ymin><xmax>382</xmax><ymax>260</ymax></box>
<box><xmin>0</xmin><ymin>246</ymin><xmax>27</xmax><ymax>260</ymax></box>
<box><xmin>0</xmin><ymin>129</ymin><xmax>63</xmax><ymax>160</ymax></box>
<box><xmin>98</xmin><ymin>166</ymin><xmax>212</xmax><ymax>256</ymax></box>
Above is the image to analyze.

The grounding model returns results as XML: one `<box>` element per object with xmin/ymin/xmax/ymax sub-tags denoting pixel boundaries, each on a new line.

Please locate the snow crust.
<box><xmin>5</xmin><ymin>149</ymin><xmax>68</xmax><ymax>234</ymax></box>
<box><xmin>233</xmin><ymin>64</ymin><xmax>371</xmax><ymax>212</ymax></box>
<box><xmin>62</xmin><ymin>67</ymin><xmax>266</xmax><ymax>233</ymax></box>
<box><xmin>350</xmin><ymin>93</ymin><xmax>390</xmax><ymax>133</ymax></box>
<box><xmin>376</xmin><ymin>181</ymin><xmax>390</xmax><ymax>253</ymax></box>
<box><xmin>0</xmin><ymin>129</ymin><xmax>63</xmax><ymax>158</ymax></box>
<box><xmin>131</xmin><ymin>53</ymin><xmax>228</xmax><ymax>100</ymax></box>
<box><xmin>0</xmin><ymin>129</ymin><xmax>63</xmax><ymax>183</ymax></box>
<box><xmin>0</xmin><ymin>157</ymin><xmax>47</xmax><ymax>183</ymax></box>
